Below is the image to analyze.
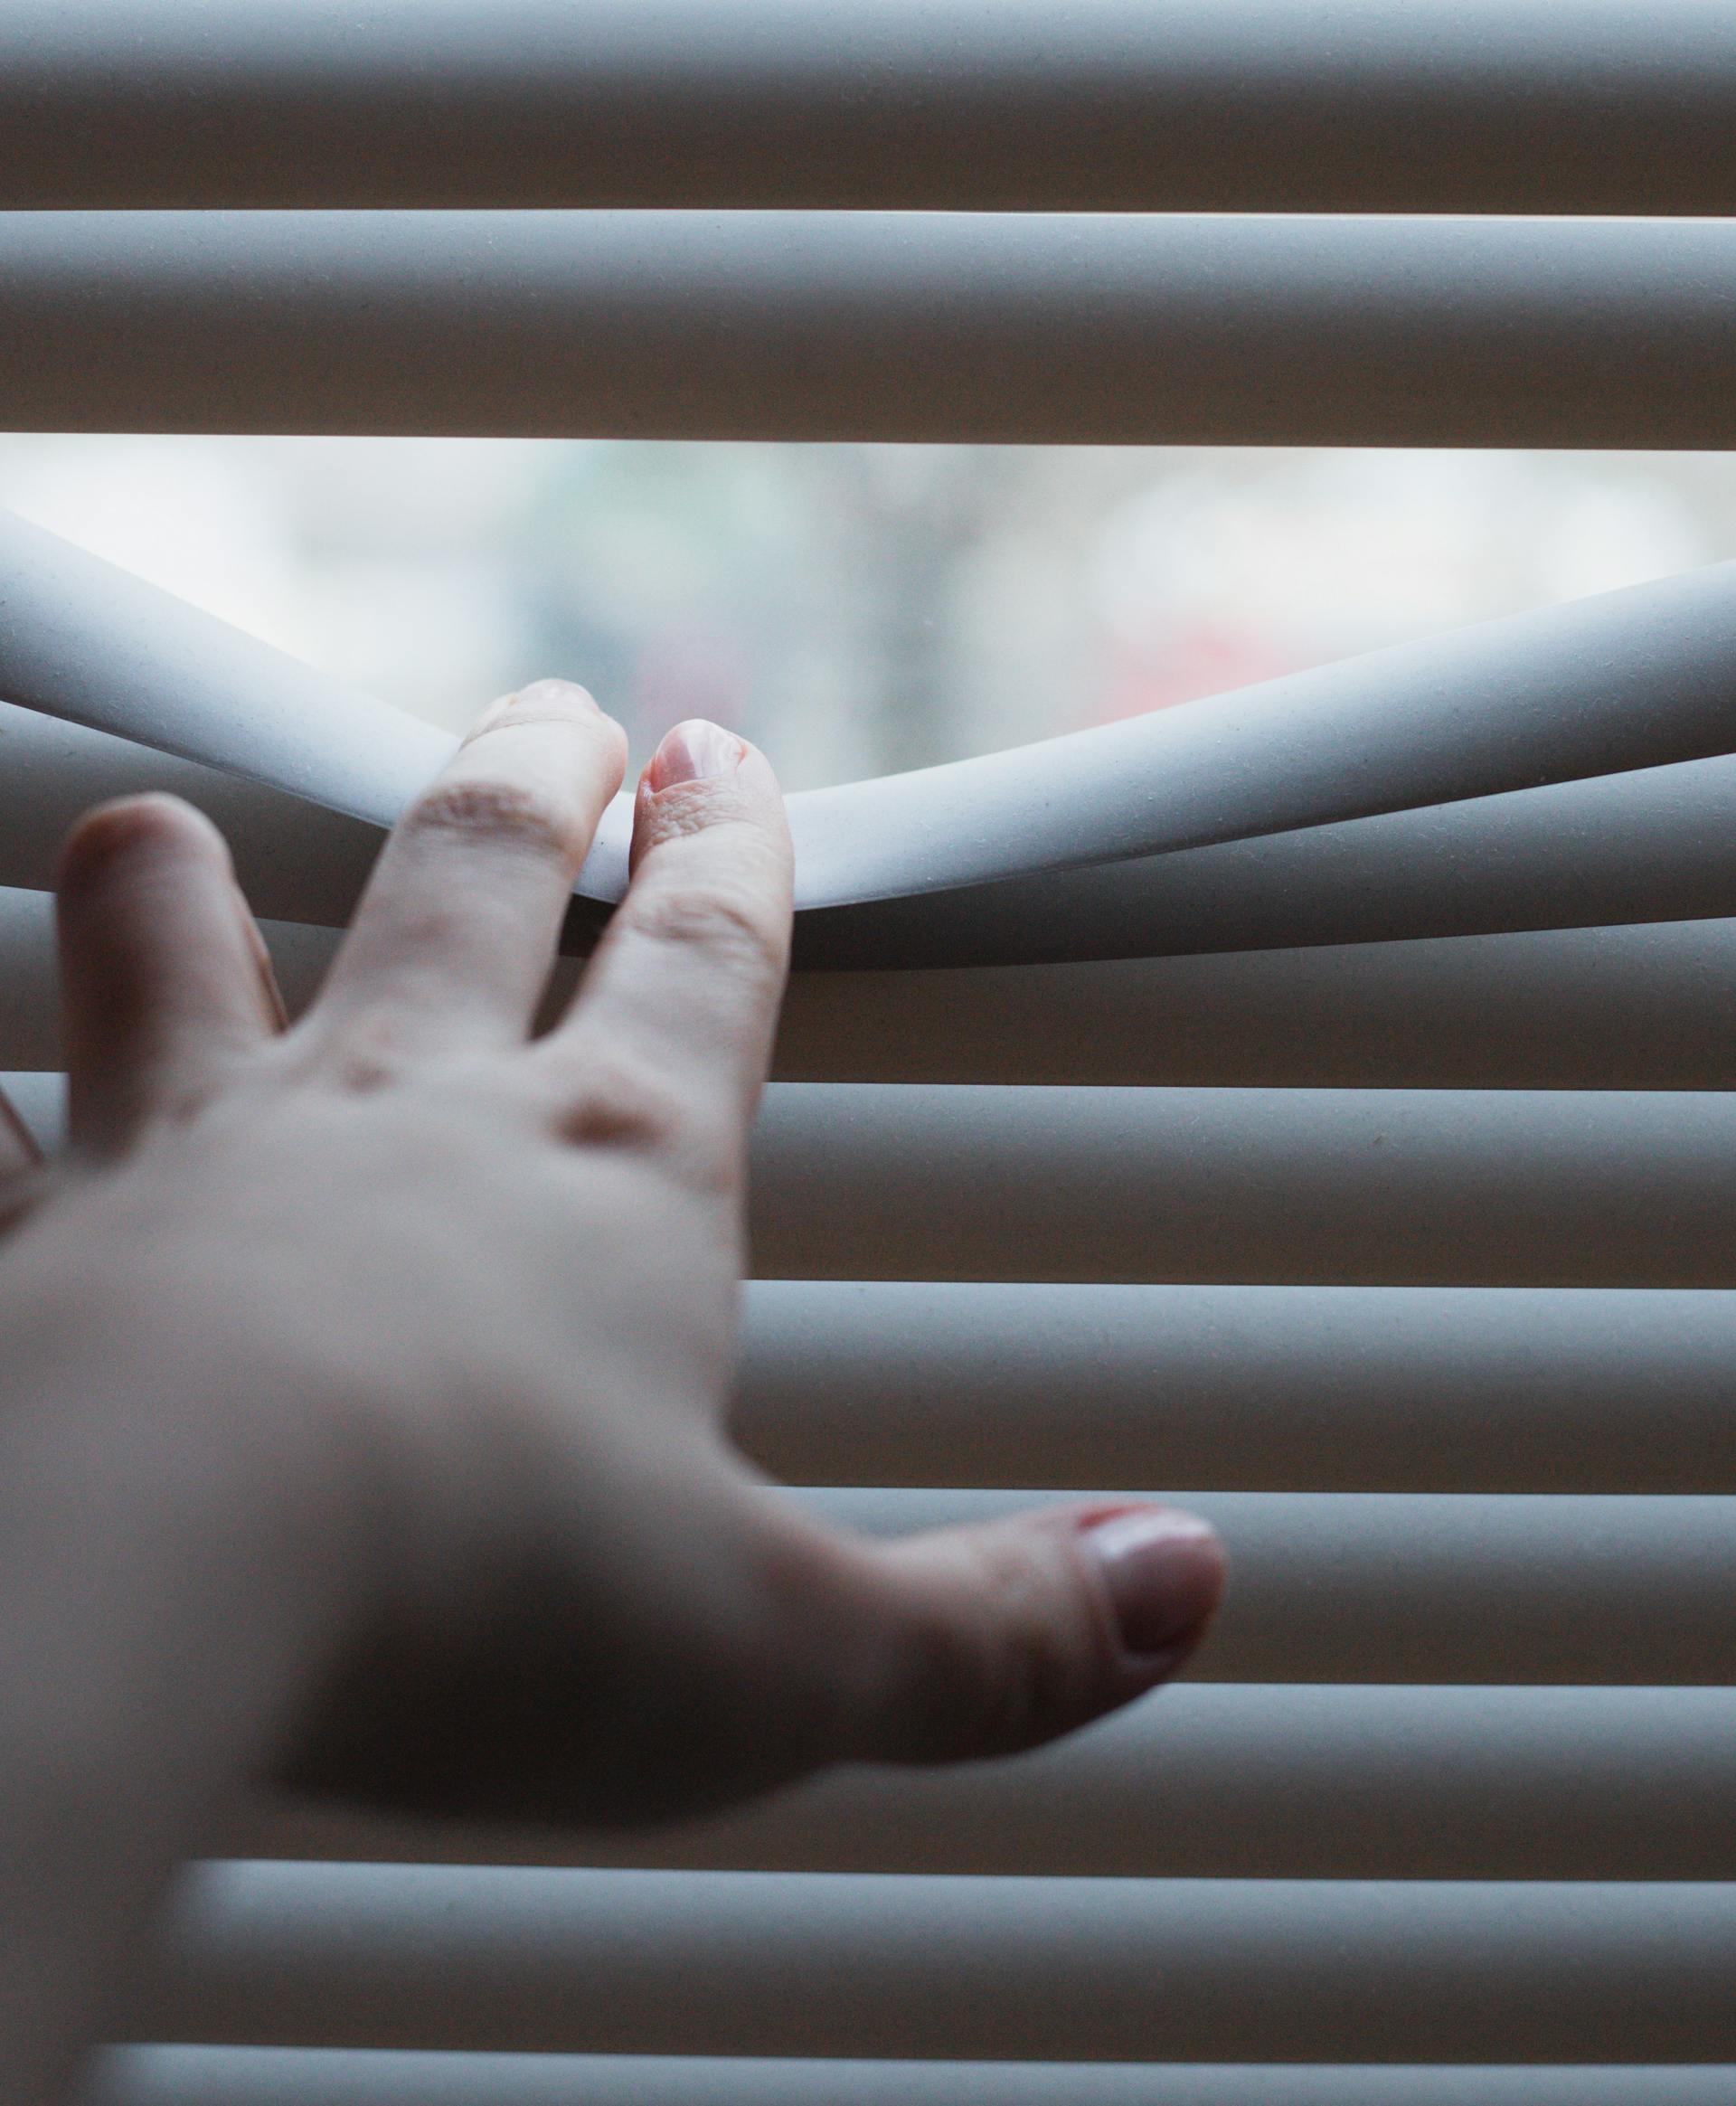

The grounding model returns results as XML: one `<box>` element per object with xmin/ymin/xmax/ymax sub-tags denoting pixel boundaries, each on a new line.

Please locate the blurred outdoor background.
<box><xmin>2</xmin><ymin>435</ymin><xmax>1733</xmax><ymax>790</ymax></box>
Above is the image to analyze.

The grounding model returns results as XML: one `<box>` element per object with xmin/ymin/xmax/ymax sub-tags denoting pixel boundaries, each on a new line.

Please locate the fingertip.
<box><xmin>515</xmin><ymin>675</ymin><xmax>607</xmax><ymax>713</ymax></box>
<box><xmin>57</xmin><ymin>793</ymin><xmax>230</xmax><ymax>898</ymax></box>
<box><xmin>467</xmin><ymin>679</ymin><xmax>629</xmax><ymax>774</ymax></box>
<box><xmin>1075</xmin><ymin>1504</ymin><xmax>1227</xmax><ymax>1672</ymax></box>
<box><xmin>628</xmin><ymin>722</ymin><xmax>789</xmax><ymax>881</ymax></box>
<box><xmin>55</xmin><ymin>795</ymin><xmax>275</xmax><ymax>1157</ymax></box>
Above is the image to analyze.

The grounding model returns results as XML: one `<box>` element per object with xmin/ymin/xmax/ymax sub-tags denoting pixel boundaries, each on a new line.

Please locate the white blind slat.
<box><xmin>734</xmin><ymin>1280</ymin><xmax>1736</xmax><ymax>1493</ymax></box>
<box><xmin>136</xmin><ymin>1863</ymin><xmax>1736</xmax><ymax>2061</ymax></box>
<box><xmin>811</xmin><ymin>753</ymin><xmax>1736</xmax><ymax>969</ymax></box>
<box><xmin>8</xmin><ymin>1</ymin><xmax>1736</xmax><ymax>217</ymax></box>
<box><xmin>14</xmin><ymin>704</ymin><xmax>1736</xmax><ymax>977</ymax></box>
<box><xmin>748</xmin><ymin>1085</ymin><xmax>1736</xmax><ymax>1287</ymax></box>
<box><xmin>776</xmin><ymin>923</ymin><xmax>1736</xmax><ymax>1089</ymax></box>
<box><xmin>90</xmin><ymin>2047</ymin><xmax>1736</xmax><ymax>2106</ymax></box>
<box><xmin>9</xmin><ymin>212</ymin><xmax>1736</xmax><ymax>447</ymax></box>
<box><xmin>10</xmin><ymin>1</ymin><xmax>1736</xmax><ymax>216</ymax></box>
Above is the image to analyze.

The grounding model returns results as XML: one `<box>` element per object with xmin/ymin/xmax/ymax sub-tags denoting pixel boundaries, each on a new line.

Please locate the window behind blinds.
<box><xmin>0</xmin><ymin>5</ymin><xmax>1728</xmax><ymax>2100</ymax></box>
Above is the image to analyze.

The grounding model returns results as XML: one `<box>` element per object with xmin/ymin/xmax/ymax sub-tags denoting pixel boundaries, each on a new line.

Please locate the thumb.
<box><xmin>791</xmin><ymin>1500</ymin><xmax>1227</xmax><ymax>1768</ymax></box>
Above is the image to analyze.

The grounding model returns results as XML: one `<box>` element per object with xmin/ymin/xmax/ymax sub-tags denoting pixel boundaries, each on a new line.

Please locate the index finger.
<box><xmin>528</xmin><ymin>720</ymin><xmax>793</xmax><ymax>1146</ymax></box>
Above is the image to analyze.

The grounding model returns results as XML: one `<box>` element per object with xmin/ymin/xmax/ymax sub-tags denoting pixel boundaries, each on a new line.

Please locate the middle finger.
<box><xmin>309</xmin><ymin>681</ymin><xmax>626</xmax><ymax>1067</ymax></box>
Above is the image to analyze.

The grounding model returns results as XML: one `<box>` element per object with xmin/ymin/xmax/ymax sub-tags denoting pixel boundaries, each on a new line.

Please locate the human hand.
<box><xmin>1</xmin><ymin>682</ymin><xmax>1223</xmax><ymax>1833</ymax></box>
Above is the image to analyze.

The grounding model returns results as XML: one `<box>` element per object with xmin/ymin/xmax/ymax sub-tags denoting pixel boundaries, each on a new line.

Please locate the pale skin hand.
<box><xmin>0</xmin><ymin>683</ymin><xmax>1223</xmax><ymax>2103</ymax></box>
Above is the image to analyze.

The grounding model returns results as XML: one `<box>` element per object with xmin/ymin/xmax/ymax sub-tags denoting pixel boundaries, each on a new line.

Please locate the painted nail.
<box><xmin>1080</xmin><ymin>1507</ymin><xmax>1225</xmax><ymax>1660</ymax></box>
<box><xmin>646</xmin><ymin>719</ymin><xmax>744</xmax><ymax>790</ymax></box>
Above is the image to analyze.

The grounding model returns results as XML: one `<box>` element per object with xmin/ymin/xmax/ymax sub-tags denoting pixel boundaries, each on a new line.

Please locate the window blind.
<box><xmin>0</xmin><ymin>5</ymin><xmax>1724</xmax><ymax>2100</ymax></box>
<box><xmin>1</xmin><ymin>0</ymin><xmax>1734</xmax><ymax>217</ymax></box>
<box><xmin>12</xmin><ymin>210</ymin><xmax>1736</xmax><ymax>448</ymax></box>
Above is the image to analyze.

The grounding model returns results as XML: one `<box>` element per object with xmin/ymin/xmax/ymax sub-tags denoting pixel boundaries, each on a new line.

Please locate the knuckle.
<box><xmin>891</xmin><ymin>1530</ymin><xmax>1106</xmax><ymax>1762</ymax></box>
<box><xmin>965</xmin><ymin>1539</ymin><xmax>1101</xmax><ymax>1751</ymax></box>
<box><xmin>556</xmin><ymin>1049</ymin><xmax>688</xmax><ymax>1151</ymax></box>
<box><xmin>288</xmin><ymin>1009</ymin><xmax>413</xmax><ymax>1097</ymax></box>
<box><xmin>327</xmin><ymin>1048</ymin><xmax>404</xmax><ymax>1097</ymax></box>
<box><xmin>552</xmin><ymin>1048</ymin><xmax>740</xmax><ymax>1195</ymax></box>
<box><xmin>631</xmin><ymin>877</ymin><xmax>786</xmax><ymax>987</ymax></box>
<box><xmin>406</xmin><ymin>776</ymin><xmax>580</xmax><ymax>864</ymax></box>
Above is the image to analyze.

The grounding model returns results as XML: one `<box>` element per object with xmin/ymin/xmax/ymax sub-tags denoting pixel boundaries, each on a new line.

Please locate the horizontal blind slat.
<box><xmin>135</xmin><ymin>1865</ymin><xmax>1736</xmax><ymax>2060</ymax></box>
<box><xmin>804</xmin><ymin>754</ymin><xmax>1736</xmax><ymax>970</ymax></box>
<box><xmin>89</xmin><ymin>2050</ymin><xmax>1736</xmax><ymax>2106</ymax></box>
<box><xmin>749</xmin><ymin>1085</ymin><xmax>1736</xmax><ymax>1286</ymax></box>
<box><xmin>0</xmin><ymin>510</ymin><xmax>464</xmax><ymax>836</ymax></box>
<box><xmin>8</xmin><ymin>211</ymin><xmax>1736</xmax><ymax>446</ymax></box>
<box><xmin>777</xmin><ymin>923</ymin><xmax>1736</xmax><ymax>1090</ymax></box>
<box><xmin>10</xmin><ymin>0</ymin><xmax>1736</xmax><ymax>216</ymax></box>
<box><xmin>243</xmin><ymin>1684</ymin><xmax>1736</xmax><ymax>1881</ymax></box>
<box><xmin>734</xmin><ymin>1281</ymin><xmax>1736</xmax><ymax>1492</ymax></box>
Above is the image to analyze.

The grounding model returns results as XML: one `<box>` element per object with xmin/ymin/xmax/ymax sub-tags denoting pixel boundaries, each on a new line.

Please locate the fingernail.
<box><xmin>471</xmin><ymin>680</ymin><xmax>600</xmax><ymax>735</ymax></box>
<box><xmin>516</xmin><ymin>677</ymin><xmax>601</xmax><ymax>713</ymax></box>
<box><xmin>1080</xmin><ymin>1507</ymin><xmax>1225</xmax><ymax>1661</ymax></box>
<box><xmin>646</xmin><ymin>719</ymin><xmax>743</xmax><ymax>790</ymax></box>
<box><xmin>469</xmin><ymin>693</ymin><xmax>520</xmax><ymax>737</ymax></box>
